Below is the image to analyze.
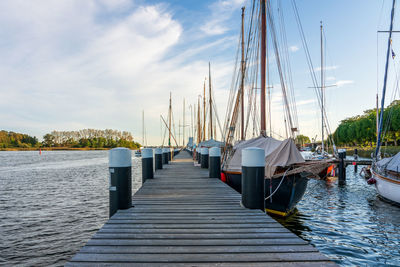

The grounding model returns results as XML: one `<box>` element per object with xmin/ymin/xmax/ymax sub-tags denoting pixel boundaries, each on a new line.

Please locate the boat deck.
<box><xmin>67</xmin><ymin>152</ymin><xmax>336</xmax><ymax>266</ymax></box>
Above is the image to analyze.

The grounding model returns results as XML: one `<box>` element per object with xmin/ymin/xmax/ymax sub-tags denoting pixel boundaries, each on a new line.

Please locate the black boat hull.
<box><xmin>264</xmin><ymin>173</ymin><xmax>308</xmax><ymax>216</ymax></box>
<box><xmin>223</xmin><ymin>171</ymin><xmax>308</xmax><ymax>216</ymax></box>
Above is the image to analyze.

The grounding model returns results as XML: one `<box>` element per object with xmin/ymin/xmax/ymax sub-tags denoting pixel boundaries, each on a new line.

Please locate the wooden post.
<box><xmin>338</xmin><ymin>149</ymin><xmax>346</xmax><ymax>185</ymax></box>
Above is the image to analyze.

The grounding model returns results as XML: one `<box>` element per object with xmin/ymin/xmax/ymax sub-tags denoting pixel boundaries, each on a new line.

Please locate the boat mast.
<box><xmin>376</xmin><ymin>94</ymin><xmax>379</xmax><ymax>145</ymax></box>
<box><xmin>203</xmin><ymin>79</ymin><xmax>206</xmax><ymax>141</ymax></box>
<box><xmin>169</xmin><ymin>92</ymin><xmax>172</xmax><ymax>147</ymax></box>
<box><xmin>260</xmin><ymin>0</ymin><xmax>266</xmax><ymax>134</ymax></box>
<box><xmin>183</xmin><ymin>98</ymin><xmax>185</xmax><ymax>147</ymax></box>
<box><xmin>209</xmin><ymin>62</ymin><xmax>213</xmax><ymax>140</ymax></box>
<box><xmin>376</xmin><ymin>0</ymin><xmax>396</xmax><ymax>158</ymax></box>
<box><xmin>320</xmin><ymin>22</ymin><xmax>325</xmax><ymax>154</ymax></box>
<box><xmin>142</xmin><ymin>110</ymin><xmax>145</xmax><ymax>146</ymax></box>
<box><xmin>197</xmin><ymin>97</ymin><xmax>201</xmax><ymax>144</ymax></box>
<box><xmin>240</xmin><ymin>7</ymin><xmax>245</xmax><ymax>140</ymax></box>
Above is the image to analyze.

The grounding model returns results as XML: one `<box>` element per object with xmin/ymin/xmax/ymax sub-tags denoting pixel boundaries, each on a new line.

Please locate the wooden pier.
<box><xmin>67</xmin><ymin>152</ymin><xmax>335</xmax><ymax>266</ymax></box>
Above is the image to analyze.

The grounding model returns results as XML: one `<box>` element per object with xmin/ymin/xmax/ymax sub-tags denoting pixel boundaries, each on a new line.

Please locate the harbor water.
<box><xmin>0</xmin><ymin>151</ymin><xmax>399</xmax><ymax>266</ymax></box>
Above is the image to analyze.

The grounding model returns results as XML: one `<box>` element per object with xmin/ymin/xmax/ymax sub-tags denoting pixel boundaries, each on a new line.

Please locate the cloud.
<box><xmin>314</xmin><ymin>65</ymin><xmax>339</xmax><ymax>72</ymax></box>
<box><xmin>289</xmin><ymin>45</ymin><xmax>299</xmax><ymax>52</ymax></box>
<box><xmin>0</xmin><ymin>0</ymin><xmax>243</xmax><ymax>144</ymax></box>
<box><xmin>200</xmin><ymin>0</ymin><xmax>245</xmax><ymax>36</ymax></box>
<box><xmin>335</xmin><ymin>80</ymin><xmax>354</xmax><ymax>87</ymax></box>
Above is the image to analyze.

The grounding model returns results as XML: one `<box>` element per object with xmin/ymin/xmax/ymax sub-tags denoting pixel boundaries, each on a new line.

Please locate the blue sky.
<box><xmin>0</xmin><ymin>0</ymin><xmax>397</xmax><ymax>145</ymax></box>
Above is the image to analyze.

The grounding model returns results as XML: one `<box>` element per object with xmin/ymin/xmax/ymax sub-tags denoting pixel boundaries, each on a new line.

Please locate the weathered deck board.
<box><xmin>67</xmin><ymin>151</ymin><xmax>335</xmax><ymax>266</ymax></box>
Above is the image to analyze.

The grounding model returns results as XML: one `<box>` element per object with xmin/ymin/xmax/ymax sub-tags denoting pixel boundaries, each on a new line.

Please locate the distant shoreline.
<box><xmin>0</xmin><ymin>147</ymin><xmax>110</xmax><ymax>151</ymax></box>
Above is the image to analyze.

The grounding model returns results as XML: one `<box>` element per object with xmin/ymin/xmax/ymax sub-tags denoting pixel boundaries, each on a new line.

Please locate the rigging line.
<box><xmin>277</xmin><ymin>0</ymin><xmax>299</xmax><ymax>130</ymax></box>
<box><xmin>267</xmin><ymin>1</ymin><xmax>295</xmax><ymax>138</ymax></box>
<box><xmin>376</xmin><ymin>0</ymin><xmax>396</xmax><ymax>158</ymax></box>
<box><xmin>291</xmin><ymin>0</ymin><xmax>337</xmax><ymax>150</ymax></box>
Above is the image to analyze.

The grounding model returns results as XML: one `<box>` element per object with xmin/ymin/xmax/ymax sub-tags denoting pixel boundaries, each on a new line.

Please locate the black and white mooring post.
<box><xmin>142</xmin><ymin>148</ymin><xmax>153</xmax><ymax>183</ymax></box>
<box><xmin>338</xmin><ymin>149</ymin><xmax>346</xmax><ymax>185</ymax></box>
<box><xmin>197</xmin><ymin>147</ymin><xmax>202</xmax><ymax>164</ymax></box>
<box><xmin>168</xmin><ymin>148</ymin><xmax>172</xmax><ymax>162</ymax></box>
<box><xmin>108</xmin><ymin>147</ymin><xmax>132</xmax><ymax>218</ymax></box>
<box><xmin>201</xmin><ymin>147</ymin><xmax>209</xmax><ymax>168</ymax></box>
<box><xmin>155</xmin><ymin>148</ymin><xmax>163</xmax><ymax>170</ymax></box>
<box><xmin>163</xmin><ymin>148</ymin><xmax>169</xmax><ymax>164</ymax></box>
<box><xmin>353</xmin><ymin>148</ymin><xmax>358</xmax><ymax>172</ymax></box>
<box><xmin>209</xmin><ymin>147</ymin><xmax>221</xmax><ymax>178</ymax></box>
<box><xmin>241</xmin><ymin>147</ymin><xmax>265</xmax><ymax>210</ymax></box>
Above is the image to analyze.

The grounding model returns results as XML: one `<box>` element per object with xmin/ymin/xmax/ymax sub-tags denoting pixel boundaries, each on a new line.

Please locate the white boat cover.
<box><xmin>376</xmin><ymin>152</ymin><xmax>400</xmax><ymax>172</ymax></box>
<box><xmin>224</xmin><ymin>135</ymin><xmax>305</xmax><ymax>178</ymax></box>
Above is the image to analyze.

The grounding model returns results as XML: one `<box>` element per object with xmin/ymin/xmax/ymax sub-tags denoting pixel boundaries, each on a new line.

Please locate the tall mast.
<box><xmin>209</xmin><ymin>62</ymin><xmax>213</xmax><ymax>140</ymax></box>
<box><xmin>320</xmin><ymin>22</ymin><xmax>325</xmax><ymax>154</ymax></box>
<box><xmin>197</xmin><ymin>97</ymin><xmax>201</xmax><ymax>144</ymax></box>
<box><xmin>203</xmin><ymin>79</ymin><xmax>206</xmax><ymax>141</ymax></box>
<box><xmin>183</xmin><ymin>98</ymin><xmax>185</xmax><ymax>147</ymax></box>
<box><xmin>260</xmin><ymin>0</ymin><xmax>266</xmax><ymax>134</ymax></box>
<box><xmin>169</xmin><ymin>92</ymin><xmax>172</xmax><ymax>147</ymax></box>
<box><xmin>376</xmin><ymin>0</ymin><xmax>396</xmax><ymax>158</ymax></box>
<box><xmin>240</xmin><ymin>7</ymin><xmax>245</xmax><ymax>140</ymax></box>
<box><xmin>142</xmin><ymin>110</ymin><xmax>144</xmax><ymax>146</ymax></box>
<box><xmin>376</xmin><ymin>94</ymin><xmax>379</xmax><ymax>145</ymax></box>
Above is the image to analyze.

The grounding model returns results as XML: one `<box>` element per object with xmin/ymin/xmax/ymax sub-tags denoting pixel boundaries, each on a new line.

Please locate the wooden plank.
<box><xmin>70</xmin><ymin>252</ymin><xmax>330</xmax><ymax>263</ymax></box>
<box><xmin>79</xmin><ymin>245</ymin><xmax>318</xmax><ymax>254</ymax></box>
<box><xmin>86</xmin><ymin>238</ymin><xmax>308</xmax><ymax>246</ymax></box>
<box><xmin>101</xmin><ymin>223</ymin><xmax>284</xmax><ymax>229</ymax></box>
<box><xmin>92</xmin><ymin>232</ymin><xmax>298</xmax><ymax>239</ymax></box>
<box><xmin>67</xmin><ymin>262</ymin><xmax>337</xmax><ymax>267</ymax></box>
<box><xmin>98</xmin><ymin>227</ymin><xmax>290</xmax><ymax>234</ymax></box>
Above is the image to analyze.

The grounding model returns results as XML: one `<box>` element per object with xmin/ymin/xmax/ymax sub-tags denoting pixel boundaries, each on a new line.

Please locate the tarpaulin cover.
<box><xmin>376</xmin><ymin>152</ymin><xmax>400</xmax><ymax>172</ymax></box>
<box><xmin>224</xmin><ymin>135</ymin><xmax>305</xmax><ymax>178</ymax></box>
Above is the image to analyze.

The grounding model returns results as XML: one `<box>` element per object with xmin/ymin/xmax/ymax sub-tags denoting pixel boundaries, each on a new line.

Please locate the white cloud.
<box><xmin>335</xmin><ymin>80</ymin><xmax>354</xmax><ymax>87</ymax></box>
<box><xmin>200</xmin><ymin>0</ymin><xmax>245</xmax><ymax>36</ymax></box>
<box><xmin>289</xmin><ymin>45</ymin><xmax>299</xmax><ymax>52</ymax></box>
<box><xmin>314</xmin><ymin>65</ymin><xmax>339</xmax><ymax>72</ymax></box>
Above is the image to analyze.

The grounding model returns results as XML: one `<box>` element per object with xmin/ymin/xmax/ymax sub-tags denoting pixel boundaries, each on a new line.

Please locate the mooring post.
<box><xmin>142</xmin><ymin>148</ymin><xmax>153</xmax><ymax>183</ymax></box>
<box><xmin>338</xmin><ymin>149</ymin><xmax>346</xmax><ymax>185</ymax></box>
<box><xmin>241</xmin><ymin>147</ymin><xmax>265</xmax><ymax>210</ymax></box>
<box><xmin>201</xmin><ymin>147</ymin><xmax>209</xmax><ymax>168</ymax></box>
<box><xmin>108</xmin><ymin>147</ymin><xmax>132</xmax><ymax>218</ymax></box>
<box><xmin>209</xmin><ymin>147</ymin><xmax>221</xmax><ymax>178</ymax></box>
<box><xmin>168</xmin><ymin>149</ymin><xmax>172</xmax><ymax>162</ymax></box>
<box><xmin>197</xmin><ymin>146</ymin><xmax>202</xmax><ymax>164</ymax></box>
<box><xmin>163</xmin><ymin>148</ymin><xmax>169</xmax><ymax>164</ymax></box>
<box><xmin>155</xmin><ymin>148</ymin><xmax>163</xmax><ymax>170</ymax></box>
<box><xmin>354</xmin><ymin>148</ymin><xmax>358</xmax><ymax>172</ymax></box>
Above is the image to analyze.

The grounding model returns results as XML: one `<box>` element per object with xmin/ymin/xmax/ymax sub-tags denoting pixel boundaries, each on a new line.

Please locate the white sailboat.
<box><xmin>370</xmin><ymin>0</ymin><xmax>400</xmax><ymax>205</ymax></box>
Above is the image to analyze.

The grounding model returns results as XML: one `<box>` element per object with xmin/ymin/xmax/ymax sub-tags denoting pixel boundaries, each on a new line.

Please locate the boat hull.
<box><xmin>264</xmin><ymin>173</ymin><xmax>308</xmax><ymax>217</ymax></box>
<box><xmin>372</xmin><ymin>169</ymin><xmax>400</xmax><ymax>204</ymax></box>
<box><xmin>223</xmin><ymin>170</ymin><xmax>308</xmax><ymax>216</ymax></box>
<box><xmin>225</xmin><ymin>172</ymin><xmax>242</xmax><ymax>193</ymax></box>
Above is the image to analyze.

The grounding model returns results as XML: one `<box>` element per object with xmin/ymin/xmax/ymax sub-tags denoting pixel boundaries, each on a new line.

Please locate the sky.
<box><xmin>0</xmin><ymin>0</ymin><xmax>398</xmax><ymax>146</ymax></box>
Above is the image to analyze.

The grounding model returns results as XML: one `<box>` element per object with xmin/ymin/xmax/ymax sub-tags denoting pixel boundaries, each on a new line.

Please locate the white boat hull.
<box><xmin>372</xmin><ymin>170</ymin><xmax>400</xmax><ymax>204</ymax></box>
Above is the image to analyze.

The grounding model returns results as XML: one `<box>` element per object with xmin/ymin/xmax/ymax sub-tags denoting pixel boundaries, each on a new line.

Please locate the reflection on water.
<box><xmin>0</xmin><ymin>151</ymin><xmax>142</xmax><ymax>266</ymax></box>
<box><xmin>276</xmin><ymin>166</ymin><xmax>400</xmax><ymax>266</ymax></box>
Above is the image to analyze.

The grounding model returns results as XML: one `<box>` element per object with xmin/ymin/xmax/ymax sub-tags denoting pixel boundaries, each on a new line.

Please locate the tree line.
<box><xmin>43</xmin><ymin>129</ymin><xmax>141</xmax><ymax>148</ymax></box>
<box><xmin>332</xmin><ymin>100</ymin><xmax>400</xmax><ymax>147</ymax></box>
<box><xmin>0</xmin><ymin>130</ymin><xmax>39</xmax><ymax>148</ymax></box>
<box><xmin>0</xmin><ymin>129</ymin><xmax>141</xmax><ymax>149</ymax></box>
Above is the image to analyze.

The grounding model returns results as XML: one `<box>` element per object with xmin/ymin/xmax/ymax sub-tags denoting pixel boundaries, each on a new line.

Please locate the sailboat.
<box><xmin>221</xmin><ymin>1</ymin><xmax>330</xmax><ymax>216</ymax></box>
<box><xmin>370</xmin><ymin>0</ymin><xmax>400</xmax><ymax>205</ymax></box>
